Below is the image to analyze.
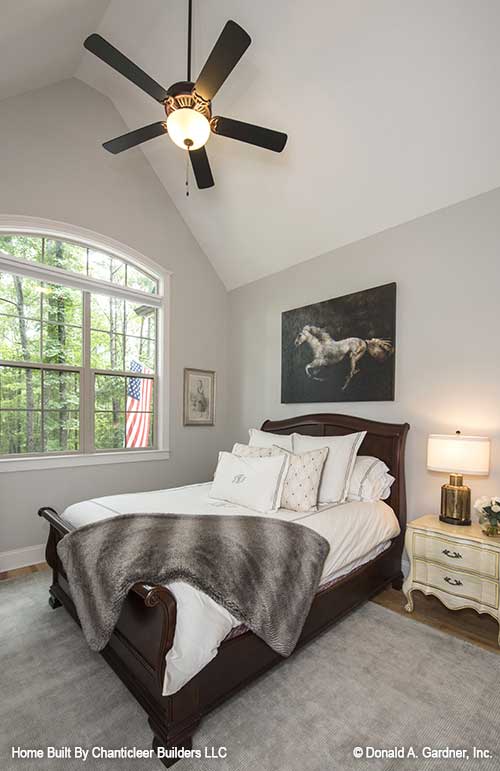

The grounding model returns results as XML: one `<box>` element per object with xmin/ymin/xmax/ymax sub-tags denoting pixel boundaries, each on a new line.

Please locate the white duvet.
<box><xmin>62</xmin><ymin>482</ymin><xmax>400</xmax><ymax>695</ymax></box>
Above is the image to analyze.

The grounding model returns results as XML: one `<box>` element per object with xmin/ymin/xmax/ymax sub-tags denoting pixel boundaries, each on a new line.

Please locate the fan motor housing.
<box><xmin>165</xmin><ymin>81</ymin><xmax>212</xmax><ymax>120</ymax></box>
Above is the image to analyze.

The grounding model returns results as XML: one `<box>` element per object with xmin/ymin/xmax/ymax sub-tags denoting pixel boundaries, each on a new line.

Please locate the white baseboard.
<box><xmin>0</xmin><ymin>543</ymin><xmax>45</xmax><ymax>572</ymax></box>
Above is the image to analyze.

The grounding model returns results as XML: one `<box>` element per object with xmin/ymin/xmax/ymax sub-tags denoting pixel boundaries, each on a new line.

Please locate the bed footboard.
<box><xmin>37</xmin><ymin>507</ymin><xmax>198</xmax><ymax>767</ymax></box>
<box><xmin>38</xmin><ymin>507</ymin><xmax>177</xmax><ymax>665</ymax></box>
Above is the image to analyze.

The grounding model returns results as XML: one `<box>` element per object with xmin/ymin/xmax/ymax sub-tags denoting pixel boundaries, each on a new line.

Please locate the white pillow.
<box><xmin>210</xmin><ymin>452</ymin><xmax>289</xmax><ymax>513</ymax></box>
<box><xmin>232</xmin><ymin>443</ymin><xmax>329</xmax><ymax>513</ymax></box>
<box><xmin>347</xmin><ymin>456</ymin><xmax>395</xmax><ymax>502</ymax></box>
<box><xmin>248</xmin><ymin>428</ymin><xmax>293</xmax><ymax>452</ymax></box>
<box><xmin>293</xmin><ymin>431</ymin><xmax>366</xmax><ymax>504</ymax></box>
<box><xmin>376</xmin><ymin>477</ymin><xmax>395</xmax><ymax>501</ymax></box>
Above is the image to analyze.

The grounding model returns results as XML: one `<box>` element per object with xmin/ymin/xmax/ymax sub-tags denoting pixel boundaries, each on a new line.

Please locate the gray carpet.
<box><xmin>1</xmin><ymin>571</ymin><xmax>498</xmax><ymax>771</ymax></box>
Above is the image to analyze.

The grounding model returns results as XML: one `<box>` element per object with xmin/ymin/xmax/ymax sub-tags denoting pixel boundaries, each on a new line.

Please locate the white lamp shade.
<box><xmin>427</xmin><ymin>434</ymin><xmax>490</xmax><ymax>475</ymax></box>
<box><xmin>166</xmin><ymin>108</ymin><xmax>210</xmax><ymax>151</ymax></box>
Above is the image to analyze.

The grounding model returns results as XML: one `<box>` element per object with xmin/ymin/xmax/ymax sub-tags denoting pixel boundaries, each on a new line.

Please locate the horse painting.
<box><xmin>294</xmin><ymin>325</ymin><xmax>393</xmax><ymax>390</ymax></box>
<box><xmin>281</xmin><ymin>282</ymin><xmax>396</xmax><ymax>403</ymax></box>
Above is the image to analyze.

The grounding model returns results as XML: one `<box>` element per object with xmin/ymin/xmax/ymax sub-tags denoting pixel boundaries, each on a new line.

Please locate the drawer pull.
<box><xmin>444</xmin><ymin>576</ymin><xmax>463</xmax><ymax>587</ymax></box>
<box><xmin>442</xmin><ymin>549</ymin><xmax>462</xmax><ymax>559</ymax></box>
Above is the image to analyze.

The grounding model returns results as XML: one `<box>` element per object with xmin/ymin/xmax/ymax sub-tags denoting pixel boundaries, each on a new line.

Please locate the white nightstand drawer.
<box><xmin>414</xmin><ymin>559</ymin><xmax>499</xmax><ymax>609</ymax></box>
<box><xmin>413</xmin><ymin>532</ymin><xmax>498</xmax><ymax>579</ymax></box>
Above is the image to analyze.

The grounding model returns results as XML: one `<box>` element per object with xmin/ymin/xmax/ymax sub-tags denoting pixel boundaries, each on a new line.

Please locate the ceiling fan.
<box><xmin>84</xmin><ymin>0</ymin><xmax>288</xmax><ymax>191</ymax></box>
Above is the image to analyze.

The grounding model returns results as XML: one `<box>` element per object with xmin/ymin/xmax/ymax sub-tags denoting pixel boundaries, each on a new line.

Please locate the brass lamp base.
<box><xmin>439</xmin><ymin>473</ymin><xmax>471</xmax><ymax>526</ymax></box>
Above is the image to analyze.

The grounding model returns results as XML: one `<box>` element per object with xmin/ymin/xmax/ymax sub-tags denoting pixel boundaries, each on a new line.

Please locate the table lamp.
<box><xmin>427</xmin><ymin>432</ymin><xmax>490</xmax><ymax>525</ymax></box>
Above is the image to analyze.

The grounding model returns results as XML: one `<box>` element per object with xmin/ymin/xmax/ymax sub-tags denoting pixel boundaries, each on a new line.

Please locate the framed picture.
<box><xmin>282</xmin><ymin>282</ymin><xmax>396</xmax><ymax>403</ymax></box>
<box><xmin>183</xmin><ymin>368</ymin><xmax>216</xmax><ymax>426</ymax></box>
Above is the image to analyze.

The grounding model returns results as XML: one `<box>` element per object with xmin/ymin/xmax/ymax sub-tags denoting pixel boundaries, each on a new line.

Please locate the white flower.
<box><xmin>492</xmin><ymin>504</ymin><xmax>500</xmax><ymax>513</ymax></box>
<box><xmin>474</xmin><ymin>496</ymin><xmax>490</xmax><ymax>513</ymax></box>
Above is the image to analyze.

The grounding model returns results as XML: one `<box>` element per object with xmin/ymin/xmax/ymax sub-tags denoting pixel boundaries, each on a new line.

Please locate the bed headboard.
<box><xmin>261</xmin><ymin>413</ymin><xmax>410</xmax><ymax>532</ymax></box>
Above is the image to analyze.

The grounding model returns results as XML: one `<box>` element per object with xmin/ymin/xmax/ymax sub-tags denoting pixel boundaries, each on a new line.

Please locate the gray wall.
<box><xmin>0</xmin><ymin>78</ymin><xmax>229</xmax><ymax>553</ymax></box>
<box><xmin>228</xmin><ymin>189</ymin><xmax>500</xmax><ymax>523</ymax></box>
<box><xmin>2</xmin><ymin>76</ymin><xmax>499</xmax><ymax>556</ymax></box>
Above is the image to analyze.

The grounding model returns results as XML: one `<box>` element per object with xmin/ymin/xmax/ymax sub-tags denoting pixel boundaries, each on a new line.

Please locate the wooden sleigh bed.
<box><xmin>38</xmin><ymin>413</ymin><xmax>409</xmax><ymax>767</ymax></box>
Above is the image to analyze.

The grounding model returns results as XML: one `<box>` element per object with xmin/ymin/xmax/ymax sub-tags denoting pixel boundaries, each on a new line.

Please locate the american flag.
<box><xmin>126</xmin><ymin>360</ymin><xmax>153</xmax><ymax>448</ymax></box>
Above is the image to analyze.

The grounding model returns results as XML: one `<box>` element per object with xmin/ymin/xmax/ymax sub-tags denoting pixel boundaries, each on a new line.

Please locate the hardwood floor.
<box><xmin>1</xmin><ymin>563</ymin><xmax>498</xmax><ymax>654</ymax></box>
<box><xmin>372</xmin><ymin>586</ymin><xmax>500</xmax><ymax>654</ymax></box>
<box><xmin>0</xmin><ymin>562</ymin><xmax>49</xmax><ymax>582</ymax></box>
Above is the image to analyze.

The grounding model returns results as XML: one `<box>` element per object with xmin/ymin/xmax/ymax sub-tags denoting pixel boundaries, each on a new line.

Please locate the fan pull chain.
<box><xmin>185</xmin><ymin>150</ymin><xmax>190</xmax><ymax>197</ymax></box>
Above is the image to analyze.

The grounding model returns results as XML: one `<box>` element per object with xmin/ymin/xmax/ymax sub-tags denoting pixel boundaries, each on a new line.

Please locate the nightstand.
<box><xmin>403</xmin><ymin>515</ymin><xmax>500</xmax><ymax>646</ymax></box>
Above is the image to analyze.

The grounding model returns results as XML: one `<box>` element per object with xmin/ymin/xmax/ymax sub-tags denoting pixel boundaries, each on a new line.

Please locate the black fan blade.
<box><xmin>103</xmin><ymin>122</ymin><xmax>167</xmax><ymax>154</ymax></box>
<box><xmin>211</xmin><ymin>116</ymin><xmax>287</xmax><ymax>153</ymax></box>
<box><xmin>194</xmin><ymin>21</ymin><xmax>251</xmax><ymax>102</ymax></box>
<box><xmin>189</xmin><ymin>147</ymin><xmax>215</xmax><ymax>189</ymax></box>
<box><xmin>84</xmin><ymin>34</ymin><xmax>169</xmax><ymax>103</ymax></box>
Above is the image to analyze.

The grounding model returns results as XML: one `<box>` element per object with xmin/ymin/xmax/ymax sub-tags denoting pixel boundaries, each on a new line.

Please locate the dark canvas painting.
<box><xmin>281</xmin><ymin>283</ymin><xmax>396</xmax><ymax>403</ymax></box>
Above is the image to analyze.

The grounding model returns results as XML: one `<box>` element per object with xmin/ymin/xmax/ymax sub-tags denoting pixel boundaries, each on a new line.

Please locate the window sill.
<box><xmin>0</xmin><ymin>449</ymin><xmax>171</xmax><ymax>473</ymax></box>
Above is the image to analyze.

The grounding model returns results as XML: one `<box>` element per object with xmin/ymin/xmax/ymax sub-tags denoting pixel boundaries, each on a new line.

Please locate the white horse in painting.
<box><xmin>294</xmin><ymin>325</ymin><xmax>393</xmax><ymax>390</ymax></box>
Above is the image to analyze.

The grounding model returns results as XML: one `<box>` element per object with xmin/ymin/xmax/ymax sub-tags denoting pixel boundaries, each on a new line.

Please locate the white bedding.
<box><xmin>62</xmin><ymin>482</ymin><xmax>400</xmax><ymax>695</ymax></box>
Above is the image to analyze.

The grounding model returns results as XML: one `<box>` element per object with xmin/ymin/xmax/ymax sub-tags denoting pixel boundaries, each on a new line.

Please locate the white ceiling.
<box><xmin>0</xmin><ymin>0</ymin><xmax>110</xmax><ymax>101</ymax></box>
<box><xmin>4</xmin><ymin>1</ymin><xmax>500</xmax><ymax>289</ymax></box>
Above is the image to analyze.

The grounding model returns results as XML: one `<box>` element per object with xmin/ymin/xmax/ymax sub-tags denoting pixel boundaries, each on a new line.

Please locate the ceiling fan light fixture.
<box><xmin>86</xmin><ymin>7</ymin><xmax>287</xmax><ymax>190</ymax></box>
<box><xmin>166</xmin><ymin>108</ymin><xmax>210</xmax><ymax>151</ymax></box>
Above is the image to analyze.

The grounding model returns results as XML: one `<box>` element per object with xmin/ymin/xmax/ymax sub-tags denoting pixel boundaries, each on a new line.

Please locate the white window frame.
<box><xmin>0</xmin><ymin>215</ymin><xmax>171</xmax><ymax>471</ymax></box>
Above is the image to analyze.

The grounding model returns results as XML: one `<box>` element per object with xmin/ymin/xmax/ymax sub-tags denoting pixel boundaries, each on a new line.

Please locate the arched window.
<box><xmin>0</xmin><ymin>220</ymin><xmax>169</xmax><ymax>468</ymax></box>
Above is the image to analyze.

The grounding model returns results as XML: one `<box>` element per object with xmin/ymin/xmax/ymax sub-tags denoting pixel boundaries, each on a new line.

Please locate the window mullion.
<box><xmin>41</xmin><ymin>368</ymin><xmax>45</xmax><ymax>453</ymax></box>
<box><xmin>153</xmin><ymin>375</ymin><xmax>158</xmax><ymax>449</ymax></box>
<box><xmin>0</xmin><ymin>254</ymin><xmax>162</xmax><ymax>307</ymax></box>
<box><xmin>81</xmin><ymin>291</ymin><xmax>92</xmax><ymax>454</ymax></box>
<box><xmin>0</xmin><ymin>359</ymin><xmax>81</xmax><ymax>372</ymax></box>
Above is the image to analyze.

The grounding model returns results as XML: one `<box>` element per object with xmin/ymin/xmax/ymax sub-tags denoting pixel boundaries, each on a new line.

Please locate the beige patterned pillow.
<box><xmin>273</xmin><ymin>445</ymin><xmax>329</xmax><ymax>512</ymax></box>
<box><xmin>232</xmin><ymin>443</ymin><xmax>279</xmax><ymax>458</ymax></box>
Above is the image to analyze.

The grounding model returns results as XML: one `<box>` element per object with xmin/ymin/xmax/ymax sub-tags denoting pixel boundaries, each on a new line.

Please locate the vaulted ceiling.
<box><xmin>0</xmin><ymin>0</ymin><xmax>110</xmax><ymax>100</ymax></box>
<box><xmin>3</xmin><ymin>1</ymin><xmax>500</xmax><ymax>288</ymax></box>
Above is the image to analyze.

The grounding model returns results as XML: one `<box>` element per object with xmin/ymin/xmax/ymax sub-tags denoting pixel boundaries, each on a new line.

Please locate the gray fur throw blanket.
<box><xmin>57</xmin><ymin>513</ymin><xmax>330</xmax><ymax>657</ymax></box>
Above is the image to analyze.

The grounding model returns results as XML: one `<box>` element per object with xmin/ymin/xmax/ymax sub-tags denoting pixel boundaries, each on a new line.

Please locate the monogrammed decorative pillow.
<box><xmin>272</xmin><ymin>446</ymin><xmax>329</xmax><ymax>513</ymax></box>
<box><xmin>293</xmin><ymin>431</ymin><xmax>366</xmax><ymax>504</ymax></box>
<box><xmin>233</xmin><ymin>443</ymin><xmax>329</xmax><ymax>512</ymax></box>
<box><xmin>210</xmin><ymin>452</ymin><xmax>289</xmax><ymax>513</ymax></box>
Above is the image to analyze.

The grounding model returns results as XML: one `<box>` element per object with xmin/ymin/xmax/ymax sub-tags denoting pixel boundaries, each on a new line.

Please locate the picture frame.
<box><xmin>183</xmin><ymin>368</ymin><xmax>216</xmax><ymax>426</ymax></box>
<box><xmin>282</xmin><ymin>282</ymin><xmax>396</xmax><ymax>403</ymax></box>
